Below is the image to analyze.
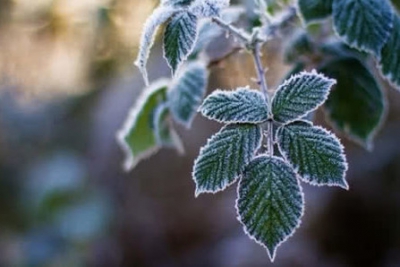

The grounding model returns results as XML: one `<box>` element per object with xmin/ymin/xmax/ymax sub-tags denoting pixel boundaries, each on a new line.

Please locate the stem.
<box><xmin>211</xmin><ymin>17</ymin><xmax>250</xmax><ymax>44</ymax></box>
<box><xmin>267</xmin><ymin>120</ymin><xmax>274</xmax><ymax>157</ymax></box>
<box><xmin>251</xmin><ymin>43</ymin><xmax>269</xmax><ymax>105</ymax></box>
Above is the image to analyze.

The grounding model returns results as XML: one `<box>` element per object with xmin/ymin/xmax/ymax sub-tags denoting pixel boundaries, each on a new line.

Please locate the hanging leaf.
<box><xmin>200</xmin><ymin>88</ymin><xmax>268</xmax><ymax>123</ymax></box>
<box><xmin>190</xmin><ymin>0</ymin><xmax>230</xmax><ymax>17</ymax></box>
<box><xmin>168</xmin><ymin>61</ymin><xmax>208</xmax><ymax>127</ymax></box>
<box><xmin>237</xmin><ymin>156</ymin><xmax>304</xmax><ymax>261</ymax></box>
<box><xmin>298</xmin><ymin>0</ymin><xmax>333</xmax><ymax>24</ymax></box>
<box><xmin>163</xmin><ymin>11</ymin><xmax>198</xmax><ymax>74</ymax></box>
<box><xmin>332</xmin><ymin>0</ymin><xmax>393</xmax><ymax>56</ymax></box>
<box><xmin>271</xmin><ymin>71</ymin><xmax>335</xmax><ymax>124</ymax></box>
<box><xmin>193</xmin><ymin>124</ymin><xmax>262</xmax><ymax>196</ymax></box>
<box><xmin>319</xmin><ymin>58</ymin><xmax>385</xmax><ymax>148</ymax></box>
<box><xmin>134</xmin><ymin>6</ymin><xmax>178</xmax><ymax>85</ymax></box>
<box><xmin>117</xmin><ymin>80</ymin><xmax>169</xmax><ymax>171</ymax></box>
<box><xmin>379</xmin><ymin>14</ymin><xmax>400</xmax><ymax>88</ymax></box>
<box><xmin>152</xmin><ymin>103</ymin><xmax>184</xmax><ymax>153</ymax></box>
<box><xmin>277</xmin><ymin>120</ymin><xmax>348</xmax><ymax>189</ymax></box>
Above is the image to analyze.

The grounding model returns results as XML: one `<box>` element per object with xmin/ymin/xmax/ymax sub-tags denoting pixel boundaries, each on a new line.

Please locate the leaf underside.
<box><xmin>237</xmin><ymin>156</ymin><xmax>304</xmax><ymax>261</ymax></box>
<box><xmin>320</xmin><ymin>58</ymin><xmax>385</xmax><ymax>148</ymax></box>
<box><xmin>379</xmin><ymin>14</ymin><xmax>400</xmax><ymax>88</ymax></box>
<box><xmin>193</xmin><ymin>124</ymin><xmax>262</xmax><ymax>195</ymax></box>
<box><xmin>298</xmin><ymin>0</ymin><xmax>333</xmax><ymax>24</ymax></box>
<box><xmin>271</xmin><ymin>71</ymin><xmax>335</xmax><ymax>124</ymax></box>
<box><xmin>168</xmin><ymin>61</ymin><xmax>208</xmax><ymax>127</ymax></box>
<box><xmin>277</xmin><ymin>121</ymin><xmax>348</xmax><ymax>189</ymax></box>
<box><xmin>163</xmin><ymin>11</ymin><xmax>198</xmax><ymax>74</ymax></box>
<box><xmin>200</xmin><ymin>88</ymin><xmax>268</xmax><ymax>123</ymax></box>
<box><xmin>332</xmin><ymin>0</ymin><xmax>393</xmax><ymax>56</ymax></box>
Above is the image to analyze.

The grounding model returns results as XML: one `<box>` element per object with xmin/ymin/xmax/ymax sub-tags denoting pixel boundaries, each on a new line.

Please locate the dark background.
<box><xmin>0</xmin><ymin>0</ymin><xmax>400</xmax><ymax>266</ymax></box>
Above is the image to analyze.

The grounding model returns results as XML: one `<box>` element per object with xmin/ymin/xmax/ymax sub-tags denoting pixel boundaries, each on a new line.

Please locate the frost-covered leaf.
<box><xmin>117</xmin><ymin>79</ymin><xmax>169</xmax><ymax>171</ymax></box>
<box><xmin>190</xmin><ymin>0</ymin><xmax>230</xmax><ymax>17</ymax></box>
<box><xmin>271</xmin><ymin>71</ymin><xmax>335</xmax><ymax>123</ymax></box>
<box><xmin>237</xmin><ymin>156</ymin><xmax>304</xmax><ymax>261</ymax></box>
<box><xmin>193</xmin><ymin>124</ymin><xmax>262</xmax><ymax>196</ymax></box>
<box><xmin>379</xmin><ymin>14</ymin><xmax>400</xmax><ymax>88</ymax></box>
<box><xmin>191</xmin><ymin>6</ymin><xmax>244</xmax><ymax>55</ymax></box>
<box><xmin>161</xmin><ymin>0</ymin><xmax>195</xmax><ymax>7</ymax></box>
<box><xmin>152</xmin><ymin>103</ymin><xmax>184</xmax><ymax>153</ymax></box>
<box><xmin>134</xmin><ymin>6</ymin><xmax>178</xmax><ymax>85</ymax></box>
<box><xmin>320</xmin><ymin>58</ymin><xmax>385</xmax><ymax>148</ymax></box>
<box><xmin>168</xmin><ymin>61</ymin><xmax>208</xmax><ymax>127</ymax></box>
<box><xmin>332</xmin><ymin>0</ymin><xmax>393</xmax><ymax>56</ymax></box>
<box><xmin>163</xmin><ymin>11</ymin><xmax>198</xmax><ymax>74</ymax></box>
<box><xmin>298</xmin><ymin>0</ymin><xmax>333</xmax><ymax>24</ymax></box>
<box><xmin>277</xmin><ymin>120</ymin><xmax>348</xmax><ymax>189</ymax></box>
<box><xmin>199</xmin><ymin>88</ymin><xmax>268</xmax><ymax>123</ymax></box>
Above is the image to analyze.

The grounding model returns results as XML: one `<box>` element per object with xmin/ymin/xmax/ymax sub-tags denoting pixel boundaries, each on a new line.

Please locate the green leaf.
<box><xmin>152</xmin><ymin>103</ymin><xmax>184</xmax><ymax>153</ymax></box>
<box><xmin>163</xmin><ymin>11</ymin><xmax>198</xmax><ymax>74</ymax></box>
<box><xmin>271</xmin><ymin>71</ymin><xmax>336</xmax><ymax>124</ymax></box>
<box><xmin>168</xmin><ymin>61</ymin><xmax>208</xmax><ymax>127</ymax></box>
<box><xmin>237</xmin><ymin>156</ymin><xmax>304</xmax><ymax>261</ymax></box>
<box><xmin>117</xmin><ymin>79</ymin><xmax>178</xmax><ymax>170</ymax></box>
<box><xmin>199</xmin><ymin>88</ymin><xmax>268</xmax><ymax>123</ymax></box>
<box><xmin>298</xmin><ymin>0</ymin><xmax>333</xmax><ymax>24</ymax></box>
<box><xmin>193</xmin><ymin>124</ymin><xmax>262</xmax><ymax>196</ymax></box>
<box><xmin>319</xmin><ymin>58</ymin><xmax>385</xmax><ymax>148</ymax></box>
<box><xmin>277</xmin><ymin>120</ymin><xmax>348</xmax><ymax>189</ymax></box>
<box><xmin>332</xmin><ymin>0</ymin><xmax>393</xmax><ymax>56</ymax></box>
<box><xmin>134</xmin><ymin>6</ymin><xmax>178</xmax><ymax>85</ymax></box>
<box><xmin>379</xmin><ymin>14</ymin><xmax>400</xmax><ymax>88</ymax></box>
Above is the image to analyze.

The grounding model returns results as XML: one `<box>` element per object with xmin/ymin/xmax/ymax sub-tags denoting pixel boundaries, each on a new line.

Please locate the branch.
<box><xmin>211</xmin><ymin>17</ymin><xmax>250</xmax><ymax>44</ymax></box>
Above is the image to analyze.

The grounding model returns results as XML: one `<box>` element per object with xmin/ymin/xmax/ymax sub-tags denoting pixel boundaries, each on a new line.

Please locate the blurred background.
<box><xmin>1</xmin><ymin>0</ymin><xmax>400</xmax><ymax>266</ymax></box>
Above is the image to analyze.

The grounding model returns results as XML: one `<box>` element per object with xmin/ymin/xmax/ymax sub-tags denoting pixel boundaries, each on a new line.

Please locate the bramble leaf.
<box><xmin>237</xmin><ymin>156</ymin><xmax>304</xmax><ymax>261</ymax></box>
<box><xmin>193</xmin><ymin>124</ymin><xmax>262</xmax><ymax>196</ymax></box>
<box><xmin>199</xmin><ymin>88</ymin><xmax>268</xmax><ymax>123</ymax></box>
<box><xmin>163</xmin><ymin>12</ymin><xmax>198</xmax><ymax>74</ymax></box>
<box><xmin>168</xmin><ymin>61</ymin><xmax>208</xmax><ymax>127</ymax></box>
<box><xmin>332</xmin><ymin>0</ymin><xmax>393</xmax><ymax>56</ymax></box>
<box><xmin>298</xmin><ymin>0</ymin><xmax>333</xmax><ymax>24</ymax></box>
<box><xmin>277</xmin><ymin>120</ymin><xmax>348</xmax><ymax>189</ymax></box>
<box><xmin>117</xmin><ymin>80</ymin><xmax>169</xmax><ymax>171</ymax></box>
<box><xmin>271</xmin><ymin>71</ymin><xmax>335</xmax><ymax>124</ymax></box>
<box><xmin>134</xmin><ymin>6</ymin><xmax>178</xmax><ymax>85</ymax></box>
<box><xmin>379</xmin><ymin>14</ymin><xmax>400</xmax><ymax>88</ymax></box>
<box><xmin>190</xmin><ymin>0</ymin><xmax>230</xmax><ymax>17</ymax></box>
<box><xmin>320</xmin><ymin>58</ymin><xmax>385</xmax><ymax>148</ymax></box>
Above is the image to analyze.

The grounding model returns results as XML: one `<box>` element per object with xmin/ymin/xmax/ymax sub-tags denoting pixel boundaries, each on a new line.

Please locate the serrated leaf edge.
<box><xmin>116</xmin><ymin>79</ymin><xmax>171</xmax><ymax>171</ymax></box>
<box><xmin>192</xmin><ymin>124</ymin><xmax>263</xmax><ymax>197</ymax></box>
<box><xmin>234</xmin><ymin>155</ymin><xmax>305</xmax><ymax>262</ymax></box>
<box><xmin>271</xmin><ymin>69</ymin><xmax>336</xmax><ymax>124</ymax></box>
<box><xmin>199</xmin><ymin>87</ymin><xmax>269</xmax><ymax>124</ymax></box>
<box><xmin>276</xmin><ymin>120</ymin><xmax>349</xmax><ymax>190</ymax></box>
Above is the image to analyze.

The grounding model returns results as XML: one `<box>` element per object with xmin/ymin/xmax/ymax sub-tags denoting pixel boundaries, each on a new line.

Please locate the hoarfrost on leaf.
<box><xmin>168</xmin><ymin>61</ymin><xmax>208</xmax><ymax>128</ymax></box>
<box><xmin>277</xmin><ymin>120</ymin><xmax>348</xmax><ymax>189</ymax></box>
<box><xmin>193</xmin><ymin>124</ymin><xmax>262</xmax><ymax>196</ymax></box>
<box><xmin>271</xmin><ymin>70</ymin><xmax>335</xmax><ymax>124</ymax></box>
<box><xmin>189</xmin><ymin>0</ymin><xmax>230</xmax><ymax>17</ymax></box>
<box><xmin>199</xmin><ymin>88</ymin><xmax>268</xmax><ymax>123</ymax></box>
<box><xmin>237</xmin><ymin>156</ymin><xmax>304</xmax><ymax>261</ymax></box>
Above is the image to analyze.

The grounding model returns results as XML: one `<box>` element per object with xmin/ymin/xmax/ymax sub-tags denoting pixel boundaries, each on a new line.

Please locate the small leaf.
<box><xmin>379</xmin><ymin>14</ymin><xmax>400</xmax><ymax>88</ymax></box>
<box><xmin>193</xmin><ymin>124</ymin><xmax>262</xmax><ymax>196</ymax></box>
<box><xmin>134</xmin><ymin>6</ymin><xmax>178</xmax><ymax>85</ymax></box>
<box><xmin>277</xmin><ymin>120</ymin><xmax>348</xmax><ymax>189</ymax></box>
<box><xmin>168</xmin><ymin>61</ymin><xmax>208</xmax><ymax>127</ymax></box>
<box><xmin>319</xmin><ymin>58</ymin><xmax>385</xmax><ymax>148</ymax></box>
<box><xmin>237</xmin><ymin>156</ymin><xmax>304</xmax><ymax>261</ymax></box>
<box><xmin>298</xmin><ymin>0</ymin><xmax>333</xmax><ymax>24</ymax></box>
<box><xmin>271</xmin><ymin>70</ymin><xmax>335</xmax><ymax>124</ymax></box>
<box><xmin>153</xmin><ymin>103</ymin><xmax>184</xmax><ymax>153</ymax></box>
<box><xmin>163</xmin><ymin>11</ymin><xmax>198</xmax><ymax>74</ymax></box>
<box><xmin>190</xmin><ymin>0</ymin><xmax>230</xmax><ymax>17</ymax></box>
<box><xmin>117</xmin><ymin>79</ymin><xmax>169</xmax><ymax>171</ymax></box>
<box><xmin>332</xmin><ymin>0</ymin><xmax>393</xmax><ymax>56</ymax></box>
<box><xmin>200</xmin><ymin>88</ymin><xmax>268</xmax><ymax>123</ymax></box>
